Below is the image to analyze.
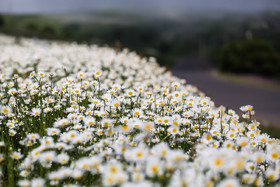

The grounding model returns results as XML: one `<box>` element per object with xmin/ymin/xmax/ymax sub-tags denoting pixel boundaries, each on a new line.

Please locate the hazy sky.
<box><xmin>0</xmin><ymin>0</ymin><xmax>280</xmax><ymax>15</ymax></box>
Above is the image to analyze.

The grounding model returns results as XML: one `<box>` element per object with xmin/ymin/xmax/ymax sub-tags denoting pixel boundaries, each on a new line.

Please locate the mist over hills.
<box><xmin>1</xmin><ymin>0</ymin><xmax>280</xmax><ymax>16</ymax></box>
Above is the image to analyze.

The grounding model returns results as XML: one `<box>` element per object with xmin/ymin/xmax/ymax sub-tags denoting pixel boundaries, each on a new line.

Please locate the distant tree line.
<box><xmin>217</xmin><ymin>39</ymin><xmax>280</xmax><ymax>78</ymax></box>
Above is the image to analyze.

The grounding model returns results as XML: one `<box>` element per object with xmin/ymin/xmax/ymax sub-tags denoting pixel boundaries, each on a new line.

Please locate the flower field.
<box><xmin>0</xmin><ymin>34</ymin><xmax>279</xmax><ymax>187</ymax></box>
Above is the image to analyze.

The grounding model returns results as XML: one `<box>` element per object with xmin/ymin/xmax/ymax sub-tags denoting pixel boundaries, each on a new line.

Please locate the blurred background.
<box><xmin>0</xmin><ymin>0</ymin><xmax>280</xmax><ymax>135</ymax></box>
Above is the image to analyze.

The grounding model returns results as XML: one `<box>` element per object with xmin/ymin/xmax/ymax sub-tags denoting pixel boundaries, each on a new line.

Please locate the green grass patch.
<box><xmin>259</xmin><ymin>124</ymin><xmax>280</xmax><ymax>139</ymax></box>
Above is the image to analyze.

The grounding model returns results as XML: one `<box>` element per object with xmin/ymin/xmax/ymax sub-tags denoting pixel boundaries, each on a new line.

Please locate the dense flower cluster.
<box><xmin>0</xmin><ymin>35</ymin><xmax>279</xmax><ymax>187</ymax></box>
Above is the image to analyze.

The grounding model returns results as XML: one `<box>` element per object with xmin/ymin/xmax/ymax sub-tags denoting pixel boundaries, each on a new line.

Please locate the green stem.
<box><xmin>161</xmin><ymin>134</ymin><xmax>171</xmax><ymax>142</ymax></box>
<box><xmin>7</xmin><ymin>156</ymin><xmax>14</xmax><ymax>187</ymax></box>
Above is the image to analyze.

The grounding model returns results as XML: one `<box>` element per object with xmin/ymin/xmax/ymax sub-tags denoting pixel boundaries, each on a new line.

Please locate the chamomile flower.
<box><xmin>47</xmin><ymin>128</ymin><xmax>61</xmax><ymax>136</ymax></box>
<box><xmin>103</xmin><ymin>173</ymin><xmax>117</xmax><ymax>186</ymax></box>
<box><xmin>1</xmin><ymin>106</ymin><xmax>12</xmax><ymax>115</ymax></box>
<box><xmin>18</xmin><ymin>180</ymin><xmax>30</xmax><ymax>187</ymax></box>
<box><xmin>9</xmin><ymin>129</ymin><xmax>17</xmax><ymax>136</ymax></box>
<box><xmin>210</xmin><ymin>155</ymin><xmax>225</xmax><ymax>171</ymax></box>
<box><xmin>146</xmin><ymin>158</ymin><xmax>162</xmax><ymax>177</ymax></box>
<box><xmin>31</xmin><ymin>108</ymin><xmax>41</xmax><ymax>116</ymax></box>
<box><xmin>268</xmin><ymin>150</ymin><xmax>279</xmax><ymax>161</ymax></box>
<box><xmin>266</xmin><ymin>169</ymin><xmax>279</xmax><ymax>181</ymax></box>
<box><xmin>29</xmin><ymin>71</ymin><xmax>36</xmax><ymax>78</ymax></box>
<box><xmin>141</xmin><ymin>122</ymin><xmax>154</xmax><ymax>132</ymax></box>
<box><xmin>0</xmin><ymin>154</ymin><xmax>4</xmax><ymax>162</ymax></box>
<box><xmin>77</xmin><ymin>72</ymin><xmax>85</xmax><ymax>79</ymax></box>
<box><xmin>20</xmin><ymin>170</ymin><xmax>30</xmax><ymax>177</ymax></box>
<box><xmin>11</xmin><ymin>152</ymin><xmax>23</xmax><ymax>160</ymax></box>
<box><xmin>27</xmin><ymin>133</ymin><xmax>40</xmax><ymax>140</ymax></box>
<box><xmin>131</xmin><ymin>147</ymin><xmax>148</xmax><ymax>162</ymax></box>
<box><xmin>217</xmin><ymin>178</ymin><xmax>240</xmax><ymax>187</ymax></box>
<box><xmin>126</xmin><ymin>89</ymin><xmax>135</xmax><ymax>97</ymax></box>
<box><xmin>172</xmin><ymin>82</ymin><xmax>180</xmax><ymax>88</ymax></box>
<box><xmin>95</xmin><ymin>70</ymin><xmax>102</xmax><ymax>78</ymax></box>
<box><xmin>132</xmin><ymin>108</ymin><xmax>143</xmax><ymax>116</ymax></box>
<box><xmin>39</xmin><ymin>151</ymin><xmax>56</xmax><ymax>163</ymax></box>
<box><xmin>168</xmin><ymin>126</ymin><xmax>179</xmax><ymax>135</ymax></box>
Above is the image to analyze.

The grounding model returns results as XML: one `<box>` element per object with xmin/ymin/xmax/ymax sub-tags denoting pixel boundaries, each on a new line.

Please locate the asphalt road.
<box><xmin>172</xmin><ymin>70</ymin><xmax>280</xmax><ymax>126</ymax></box>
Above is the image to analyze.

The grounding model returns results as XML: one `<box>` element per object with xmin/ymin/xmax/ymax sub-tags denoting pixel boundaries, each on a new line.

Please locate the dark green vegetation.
<box><xmin>259</xmin><ymin>124</ymin><xmax>280</xmax><ymax>139</ymax></box>
<box><xmin>217</xmin><ymin>39</ymin><xmax>280</xmax><ymax>78</ymax></box>
<box><xmin>1</xmin><ymin>11</ymin><xmax>280</xmax><ymax>73</ymax></box>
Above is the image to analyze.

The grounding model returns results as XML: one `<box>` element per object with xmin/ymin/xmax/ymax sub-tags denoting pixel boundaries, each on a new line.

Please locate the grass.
<box><xmin>259</xmin><ymin>124</ymin><xmax>280</xmax><ymax>139</ymax></box>
<box><xmin>212</xmin><ymin>70</ymin><xmax>280</xmax><ymax>91</ymax></box>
